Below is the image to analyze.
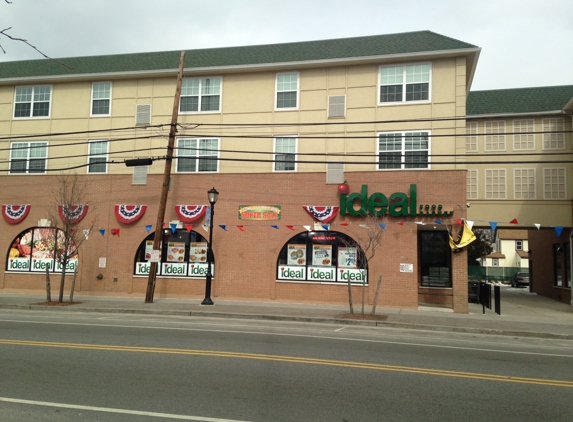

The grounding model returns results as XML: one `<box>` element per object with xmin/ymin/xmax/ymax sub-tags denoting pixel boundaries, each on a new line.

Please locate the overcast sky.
<box><xmin>1</xmin><ymin>0</ymin><xmax>571</xmax><ymax>91</ymax></box>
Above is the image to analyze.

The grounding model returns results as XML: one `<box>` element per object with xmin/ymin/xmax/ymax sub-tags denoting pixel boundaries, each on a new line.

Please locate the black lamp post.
<box><xmin>201</xmin><ymin>187</ymin><xmax>219</xmax><ymax>305</ymax></box>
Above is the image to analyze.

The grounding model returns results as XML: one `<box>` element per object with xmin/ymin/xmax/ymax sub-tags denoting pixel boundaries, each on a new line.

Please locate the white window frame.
<box><xmin>90</xmin><ymin>82</ymin><xmax>112</xmax><ymax>116</ymax></box>
<box><xmin>467</xmin><ymin>169</ymin><xmax>478</xmax><ymax>200</ymax></box>
<box><xmin>377</xmin><ymin>131</ymin><xmax>431</xmax><ymax>170</ymax></box>
<box><xmin>485</xmin><ymin>168</ymin><xmax>507</xmax><ymax>199</ymax></box>
<box><xmin>513</xmin><ymin>168</ymin><xmax>536</xmax><ymax>199</ymax></box>
<box><xmin>176</xmin><ymin>138</ymin><xmax>219</xmax><ymax>173</ymax></box>
<box><xmin>542</xmin><ymin>118</ymin><xmax>565</xmax><ymax>150</ymax></box>
<box><xmin>378</xmin><ymin>63</ymin><xmax>432</xmax><ymax>105</ymax></box>
<box><xmin>179</xmin><ymin>77</ymin><xmax>222</xmax><ymax>114</ymax></box>
<box><xmin>512</xmin><ymin>119</ymin><xmax>535</xmax><ymax>151</ymax></box>
<box><xmin>273</xmin><ymin>137</ymin><xmax>297</xmax><ymax>172</ymax></box>
<box><xmin>543</xmin><ymin>167</ymin><xmax>566</xmax><ymax>199</ymax></box>
<box><xmin>87</xmin><ymin>140</ymin><xmax>109</xmax><ymax>174</ymax></box>
<box><xmin>466</xmin><ymin>122</ymin><xmax>478</xmax><ymax>153</ymax></box>
<box><xmin>516</xmin><ymin>240</ymin><xmax>523</xmax><ymax>251</ymax></box>
<box><xmin>13</xmin><ymin>85</ymin><xmax>52</xmax><ymax>119</ymax></box>
<box><xmin>484</xmin><ymin>121</ymin><xmax>506</xmax><ymax>152</ymax></box>
<box><xmin>275</xmin><ymin>72</ymin><xmax>299</xmax><ymax>110</ymax></box>
<box><xmin>9</xmin><ymin>141</ymin><xmax>48</xmax><ymax>174</ymax></box>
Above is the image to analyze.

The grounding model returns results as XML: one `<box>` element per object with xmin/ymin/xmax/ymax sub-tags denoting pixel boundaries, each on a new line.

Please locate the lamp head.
<box><xmin>208</xmin><ymin>187</ymin><xmax>219</xmax><ymax>205</ymax></box>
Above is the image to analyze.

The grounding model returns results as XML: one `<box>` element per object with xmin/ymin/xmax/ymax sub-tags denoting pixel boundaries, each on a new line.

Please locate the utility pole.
<box><xmin>145</xmin><ymin>51</ymin><xmax>186</xmax><ymax>303</ymax></box>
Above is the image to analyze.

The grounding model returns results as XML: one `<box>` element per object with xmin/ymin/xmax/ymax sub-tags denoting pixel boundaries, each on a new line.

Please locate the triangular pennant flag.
<box><xmin>339</xmin><ymin>221</ymin><xmax>349</xmax><ymax>226</ymax></box>
<box><xmin>359</xmin><ymin>224</ymin><xmax>367</xmax><ymax>228</ymax></box>
<box><xmin>83</xmin><ymin>229</ymin><xmax>90</xmax><ymax>240</ymax></box>
<box><xmin>286</xmin><ymin>225</ymin><xmax>295</xmax><ymax>231</ymax></box>
<box><xmin>379</xmin><ymin>223</ymin><xmax>386</xmax><ymax>230</ymax></box>
<box><xmin>510</xmin><ymin>218</ymin><xmax>518</xmax><ymax>224</ymax></box>
<box><xmin>162</xmin><ymin>222</ymin><xmax>166</xmax><ymax>228</ymax></box>
<box><xmin>219</xmin><ymin>225</ymin><xmax>227</xmax><ymax>231</ymax></box>
<box><xmin>434</xmin><ymin>220</ymin><xmax>442</xmax><ymax>225</ymax></box>
<box><xmin>534</xmin><ymin>224</ymin><xmax>541</xmax><ymax>230</ymax></box>
<box><xmin>99</xmin><ymin>229</ymin><xmax>105</xmax><ymax>236</ymax></box>
<box><xmin>555</xmin><ymin>226</ymin><xmax>564</xmax><ymax>238</ymax></box>
<box><xmin>321</xmin><ymin>224</ymin><xmax>330</xmax><ymax>231</ymax></box>
<box><xmin>466</xmin><ymin>220</ymin><xmax>475</xmax><ymax>229</ymax></box>
<box><xmin>145</xmin><ymin>225</ymin><xmax>152</xmax><ymax>233</ymax></box>
<box><xmin>237</xmin><ymin>225</ymin><xmax>245</xmax><ymax>232</ymax></box>
<box><xmin>489</xmin><ymin>222</ymin><xmax>497</xmax><ymax>232</ymax></box>
<box><xmin>170</xmin><ymin>223</ymin><xmax>177</xmax><ymax>234</ymax></box>
<box><xmin>271</xmin><ymin>225</ymin><xmax>279</xmax><ymax>230</ymax></box>
<box><xmin>415</xmin><ymin>222</ymin><xmax>425</xmax><ymax>225</ymax></box>
<box><xmin>111</xmin><ymin>228</ymin><xmax>120</xmax><ymax>237</ymax></box>
<box><xmin>396</xmin><ymin>222</ymin><xmax>404</xmax><ymax>226</ymax></box>
<box><xmin>185</xmin><ymin>224</ymin><xmax>193</xmax><ymax>232</ymax></box>
<box><xmin>202</xmin><ymin>225</ymin><xmax>209</xmax><ymax>233</ymax></box>
<box><xmin>303</xmin><ymin>225</ymin><xmax>311</xmax><ymax>231</ymax></box>
<box><xmin>454</xmin><ymin>219</ymin><xmax>463</xmax><ymax>226</ymax></box>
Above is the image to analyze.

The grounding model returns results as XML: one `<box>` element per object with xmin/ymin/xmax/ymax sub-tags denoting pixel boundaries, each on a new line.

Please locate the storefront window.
<box><xmin>420</xmin><ymin>230</ymin><xmax>452</xmax><ymax>287</ymax></box>
<box><xmin>134</xmin><ymin>229</ymin><xmax>211</xmax><ymax>277</ymax></box>
<box><xmin>276</xmin><ymin>231</ymin><xmax>367</xmax><ymax>284</ymax></box>
<box><xmin>554</xmin><ymin>244</ymin><xmax>563</xmax><ymax>287</ymax></box>
<box><xmin>6</xmin><ymin>227</ymin><xmax>78</xmax><ymax>273</ymax></box>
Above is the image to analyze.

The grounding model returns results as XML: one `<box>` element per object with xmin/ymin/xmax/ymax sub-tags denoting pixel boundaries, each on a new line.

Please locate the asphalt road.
<box><xmin>0</xmin><ymin>309</ymin><xmax>572</xmax><ymax>421</ymax></box>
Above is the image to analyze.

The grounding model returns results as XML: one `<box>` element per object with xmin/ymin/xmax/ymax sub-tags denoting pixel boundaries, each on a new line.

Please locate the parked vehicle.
<box><xmin>511</xmin><ymin>272</ymin><xmax>529</xmax><ymax>288</ymax></box>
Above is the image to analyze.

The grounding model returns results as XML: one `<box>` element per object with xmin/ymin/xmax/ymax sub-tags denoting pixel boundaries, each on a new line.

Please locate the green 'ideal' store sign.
<box><xmin>339</xmin><ymin>184</ymin><xmax>453</xmax><ymax>217</ymax></box>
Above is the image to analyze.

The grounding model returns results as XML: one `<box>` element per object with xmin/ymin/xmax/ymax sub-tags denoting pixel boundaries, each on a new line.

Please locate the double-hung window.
<box><xmin>542</xmin><ymin>118</ymin><xmax>565</xmax><ymax>150</ymax></box>
<box><xmin>14</xmin><ymin>85</ymin><xmax>51</xmax><ymax>118</ymax></box>
<box><xmin>379</xmin><ymin>64</ymin><xmax>430</xmax><ymax>104</ymax></box>
<box><xmin>91</xmin><ymin>82</ymin><xmax>112</xmax><ymax>116</ymax></box>
<box><xmin>176</xmin><ymin>138</ymin><xmax>219</xmax><ymax>172</ymax></box>
<box><xmin>9</xmin><ymin>142</ymin><xmax>48</xmax><ymax>174</ymax></box>
<box><xmin>180</xmin><ymin>77</ymin><xmax>221</xmax><ymax>113</ymax></box>
<box><xmin>88</xmin><ymin>140</ymin><xmax>109</xmax><ymax>173</ymax></box>
<box><xmin>276</xmin><ymin>72</ymin><xmax>299</xmax><ymax>109</ymax></box>
<box><xmin>378</xmin><ymin>131</ymin><xmax>429</xmax><ymax>169</ymax></box>
<box><xmin>274</xmin><ymin>137</ymin><xmax>297</xmax><ymax>171</ymax></box>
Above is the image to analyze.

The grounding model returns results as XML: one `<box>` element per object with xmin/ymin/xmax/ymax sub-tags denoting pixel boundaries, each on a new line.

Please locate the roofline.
<box><xmin>465</xmin><ymin>47</ymin><xmax>481</xmax><ymax>94</ymax></box>
<box><xmin>467</xmin><ymin>109</ymin><xmax>567</xmax><ymax>119</ymax></box>
<box><xmin>0</xmin><ymin>47</ymin><xmax>481</xmax><ymax>85</ymax></box>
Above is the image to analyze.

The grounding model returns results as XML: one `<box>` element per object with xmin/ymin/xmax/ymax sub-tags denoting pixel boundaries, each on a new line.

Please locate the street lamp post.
<box><xmin>201</xmin><ymin>187</ymin><xmax>219</xmax><ymax>305</ymax></box>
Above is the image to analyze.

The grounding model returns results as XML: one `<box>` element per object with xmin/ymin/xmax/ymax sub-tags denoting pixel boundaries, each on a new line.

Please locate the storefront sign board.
<box><xmin>238</xmin><ymin>205</ymin><xmax>281</xmax><ymax>220</ymax></box>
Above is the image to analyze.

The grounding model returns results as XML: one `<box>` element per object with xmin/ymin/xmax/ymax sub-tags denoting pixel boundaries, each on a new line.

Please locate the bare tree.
<box><xmin>46</xmin><ymin>173</ymin><xmax>96</xmax><ymax>303</ymax></box>
<box><xmin>342</xmin><ymin>214</ymin><xmax>386</xmax><ymax>315</ymax></box>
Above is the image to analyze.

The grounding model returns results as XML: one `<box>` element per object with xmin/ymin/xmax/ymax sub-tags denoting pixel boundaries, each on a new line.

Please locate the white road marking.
<box><xmin>0</xmin><ymin>397</ymin><xmax>251</xmax><ymax>421</ymax></box>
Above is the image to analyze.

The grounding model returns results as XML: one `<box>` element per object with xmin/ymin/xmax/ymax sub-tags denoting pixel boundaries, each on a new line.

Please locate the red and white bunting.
<box><xmin>58</xmin><ymin>204</ymin><xmax>89</xmax><ymax>224</ymax></box>
<box><xmin>115</xmin><ymin>205</ymin><xmax>147</xmax><ymax>224</ymax></box>
<box><xmin>175</xmin><ymin>205</ymin><xmax>207</xmax><ymax>222</ymax></box>
<box><xmin>302</xmin><ymin>206</ymin><xmax>339</xmax><ymax>223</ymax></box>
<box><xmin>2</xmin><ymin>204</ymin><xmax>31</xmax><ymax>224</ymax></box>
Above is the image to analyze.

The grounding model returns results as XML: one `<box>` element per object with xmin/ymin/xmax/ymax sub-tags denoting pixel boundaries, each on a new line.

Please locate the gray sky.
<box><xmin>1</xmin><ymin>0</ymin><xmax>571</xmax><ymax>91</ymax></box>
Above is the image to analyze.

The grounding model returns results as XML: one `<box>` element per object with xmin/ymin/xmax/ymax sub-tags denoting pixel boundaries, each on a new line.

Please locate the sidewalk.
<box><xmin>1</xmin><ymin>288</ymin><xmax>572</xmax><ymax>340</ymax></box>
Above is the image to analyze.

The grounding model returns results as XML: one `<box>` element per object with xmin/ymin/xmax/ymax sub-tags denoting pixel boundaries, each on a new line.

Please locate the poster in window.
<box><xmin>338</xmin><ymin>247</ymin><xmax>357</xmax><ymax>269</ymax></box>
<box><xmin>166</xmin><ymin>242</ymin><xmax>185</xmax><ymax>262</ymax></box>
<box><xmin>287</xmin><ymin>244</ymin><xmax>306</xmax><ymax>266</ymax></box>
<box><xmin>312</xmin><ymin>245</ymin><xmax>332</xmax><ymax>266</ymax></box>
<box><xmin>189</xmin><ymin>242</ymin><xmax>207</xmax><ymax>263</ymax></box>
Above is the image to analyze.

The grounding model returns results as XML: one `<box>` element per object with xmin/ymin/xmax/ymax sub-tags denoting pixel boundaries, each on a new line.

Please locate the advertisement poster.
<box><xmin>338</xmin><ymin>247</ymin><xmax>357</xmax><ymax>269</ymax></box>
<box><xmin>287</xmin><ymin>244</ymin><xmax>306</xmax><ymax>266</ymax></box>
<box><xmin>166</xmin><ymin>242</ymin><xmax>185</xmax><ymax>262</ymax></box>
<box><xmin>312</xmin><ymin>245</ymin><xmax>332</xmax><ymax>266</ymax></box>
<box><xmin>189</xmin><ymin>242</ymin><xmax>207</xmax><ymax>264</ymax></box>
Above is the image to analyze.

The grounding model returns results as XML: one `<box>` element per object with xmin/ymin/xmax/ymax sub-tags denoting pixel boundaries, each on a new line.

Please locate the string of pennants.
<box><xmin>2</xmin><ymin>204</ymin><xmax>566</xmax><ymax>239</ymax></box>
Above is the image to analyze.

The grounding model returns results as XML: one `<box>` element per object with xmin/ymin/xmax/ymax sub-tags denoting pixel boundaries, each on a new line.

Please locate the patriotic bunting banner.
<box><xmin>58</xmin><ymin>204</ymin><xmax>89</xmax><ymax>224</ymax></box>
<box><xmin>302</xmin><ymin>206</ymin><xmax>339</xmax><ymax>223</ymax></box>
<box><xmin>175</xmin><ymin>205</ymin><xmax>207</xmax><ymax>223</ymax></box>
<box><xmin>115</xmin><ymin>205</ymin><xmax>147</xmax><ymax>224</ymax></box>
<box><xmin>2</xmin><ymin>204</ymin><xmax>31</xmax><ymax>224</ymax></box>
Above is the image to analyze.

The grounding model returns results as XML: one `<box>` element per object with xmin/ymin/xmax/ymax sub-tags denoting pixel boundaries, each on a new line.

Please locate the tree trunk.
<box><xmin>371</xmin><ymin>274</ymin><xmax>382</xmax><ymax>315</ymax></box>
<box><xmin>69</xmin><ymin>266</ymin><xmax>78</xmax><ymax>303</ymax></box>
<box><xmin>347</xmin><ymin>277</ymin><xmax>354</xmax><ymax>314</ymax></box>
<box><xmin>361</xmin><ymin>279</ymin><xmax>366</xmax><ymax>315</ymax></box>
<box><xmin>45</xmin><ymin>266</ymin><xmax>51</xmax><ymax>302</ymax></box>
<box><xmin>58</xmin><ymin>259</ymin><xmax>67</xmax><ymax>303</ymax></box>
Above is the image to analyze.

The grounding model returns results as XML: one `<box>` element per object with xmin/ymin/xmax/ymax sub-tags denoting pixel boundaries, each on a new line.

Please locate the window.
<box><xmin>514</xmin><ymin>168</ymin><xmax>536</xmax><ymax>199</ymax></box>
<box><xmin>176</xmin><ymin>138</ymin><xmax>219</xmax><ymax>172</ymax></box>
<box><xmin>378</xmin><ymin>131</ymin><xmax>429</xmax><ymax>169</ymax></box>
<box><xmin>513</xmin><ymin>120</ymin><xmax>535</xmax><ymax>150</ymax></box>
<box><xmin>466</xmin><ymin>122</ymin><xmax>478</xmax><ymax>152</ymax></box>
<box><xmin>484</xmin><ymin>121</ymin><xmax>506</xmax><ymax>151</ymax></box>
<box><xmin>379</xmin><ymin>63</ymin><xmax>431</xmax><ymax>104</ymax></box>
<box><xmin>9</xmin><ymin>142</ymin><xmax>48</xmax><ymax>174</ymax></box>
<box><xmin>467</xmin><ymin>169</ymin><xmax>478</xmax><ymax>200</ymax></box>
<box><xmin>543</xmin><ymin>168</ymin><xmax>566</xmax><ymax>199</ymax></box>
<box><xmin>91</xmin><ymin>82</ymin><xmax>111</xmax><ymax>116</ymax></box>
<box><xmin>328</xmin><ymin>95</ymin><xmax>345</xmax><ymax>118</ymax></box>
<box><xmin>542</xmin><ymin>118</ymin><xmax>565</xmax><ymax>150</ymax></box>
<box><xmin>14</xmin><ymin>85</ymin><xmax>51</xmax><ymax>118</ymax></box>
<box><xmin>516</xmin><ymin>240</ymin><xmax>523</xmax><ymax>251</ymax></box>
<box><xmin>492</xmin><ymin>258</ymin><xmax>499</xmax><ymax>267</ymax></box>
<box><xmin>180</xmin><ymin>77</ymin><xmax>221</xmax><ymax>113</ymax></box>
<box><xmin>88</xmin><ymin>140</ymin><xmax>108</xmax><ymax>173</ymax></box>
<box><xmin>420</xmin><ymin>231</ymin><xmax>451</xmax><ymax>287</ymax></box>
<box><xmin>274</xmin><ymin>137</ymin><xmax>296</xmax><ymax>171</ymax></box>
<box><xmin>485</xmin><ymin>169</ymin><xmax>506</xmax><ymax>199</ymax></box>
<box><xmin>276</xmin><ymin>72</ymin><xmax>299</xmax><ymax>109</ymax></box>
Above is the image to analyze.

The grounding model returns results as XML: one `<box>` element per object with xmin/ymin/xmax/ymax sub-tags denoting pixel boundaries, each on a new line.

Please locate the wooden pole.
<box><xmin>145</xmin><ymin>51</ymin><xmax>186</xmax><ymax>303</ymax></box>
